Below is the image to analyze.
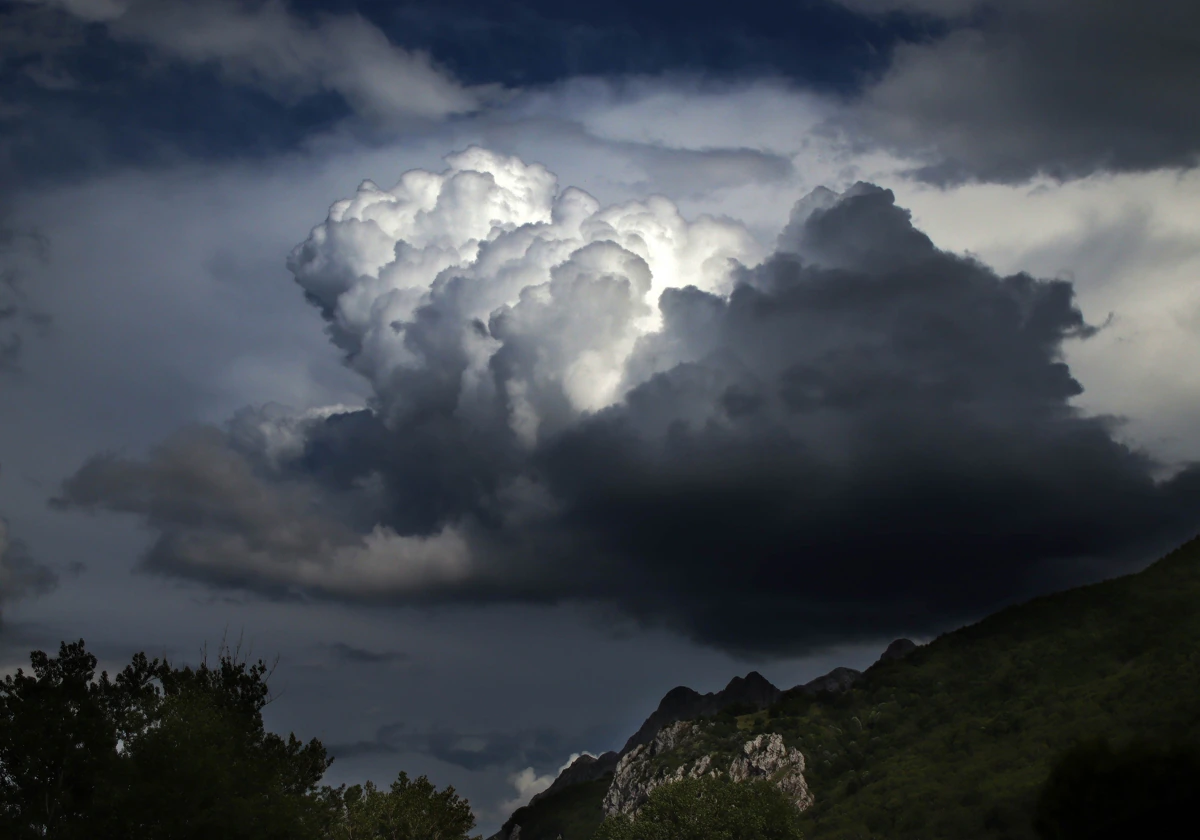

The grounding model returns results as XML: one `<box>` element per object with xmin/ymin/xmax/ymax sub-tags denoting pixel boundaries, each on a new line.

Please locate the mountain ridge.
<box><xmin>491</xmin><ymin>533</ymin><xmax>1200</xmax><ymax>840</ymax></box>
<box><xmin>494</xmin><ymin>642</ymin><xmax>915</xmax><ymax>839</ymax></box>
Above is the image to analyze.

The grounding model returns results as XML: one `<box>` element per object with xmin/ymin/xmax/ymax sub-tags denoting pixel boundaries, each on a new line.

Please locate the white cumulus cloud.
<box><xmin>287</xmin><ymin>147</ymin><xmax>759</xmax><ymax>441</ymax></box>
<box><xmin>500</xmin><ymin>752</ymin><xmax>594</xmax><ymax>815</ymax></box>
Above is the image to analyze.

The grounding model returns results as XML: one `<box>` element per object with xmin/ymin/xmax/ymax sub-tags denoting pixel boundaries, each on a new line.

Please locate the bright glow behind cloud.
<box><xmin>287</xmin><ymin>147</ymin><xmax>759</xmax><ymax>441</ymax></box>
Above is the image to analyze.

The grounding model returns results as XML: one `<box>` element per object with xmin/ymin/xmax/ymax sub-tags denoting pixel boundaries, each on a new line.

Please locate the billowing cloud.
<box><xmin>20</xmin><ymin>0</ymin><xmax>480</xmax><ymax>121</ymax></box>
<box><xmin>835</xmin><ymin>0</ymin><xmax>1200</xmax><ymax>182</ymax></box>
<box><xmin>55</xmin><ymin>149</ymin><xmax>1200</xmax><ymax>654</ymax></box>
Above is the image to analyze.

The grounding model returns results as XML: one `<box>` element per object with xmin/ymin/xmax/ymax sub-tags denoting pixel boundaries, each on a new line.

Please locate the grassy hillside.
<box><xmin>784</xmin><ymin>534</ymin><xmax>1200</xmax><ymax>839</ymax></box>
<box><xmin>508</xmin><ymin>535</ymin><xmax>1200</xmax><ymax>840</ymax></box>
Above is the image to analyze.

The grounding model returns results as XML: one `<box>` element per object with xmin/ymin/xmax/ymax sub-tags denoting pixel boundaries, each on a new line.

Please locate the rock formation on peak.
<box><xmin>603</xmin><ymin>722</ymin><xmax>812</xmax><ymax>818</ymax></box>
<box><xmin>493</xmin><ymin>637</ymin><xmax>918</xmax><ymax>840</ymax></box>
<box><xmin>620</xmin><ymin>671</ymin><xmax>782</xmax><ymax>754</ymax></box>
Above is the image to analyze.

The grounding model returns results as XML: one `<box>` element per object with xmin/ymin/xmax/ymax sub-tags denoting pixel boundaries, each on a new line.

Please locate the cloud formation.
<box><xmin>0</xmin><ymin>517</ymin><xmax>57</xmax><ymax>621</ymax></box>
<box><xmin>56</xmin><ymin>149</ymin><xmax>1200</xmax><ymax>654</ymax></box>
<box><xmin>20</xmin><ymin>0</ymin><xmax>479</xmax><ymax>121</ymax></box>
<box><xmin>328</xmin><ymin>641</ymin><xmax>409</xmax><ymax>665</ymax></box>
<box><xmin>837</xmin><ymin>0</ymin><xmax>1200</xmax><ymax>181</ymax></box>
<box><xmin>329</xmin><ymin>721</ymin><xmax>568</xmax><ymax>774</ymax></box>
<box><xmin>0</xmin><ymin>227</ymin><xmax>50</xmax><ymax>373</ymax></box>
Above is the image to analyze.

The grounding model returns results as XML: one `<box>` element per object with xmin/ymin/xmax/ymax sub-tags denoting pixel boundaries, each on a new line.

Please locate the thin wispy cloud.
<box><xmin>19</xmin><ymin>0</ymin><xmax>484</xmax><ymax>121</ymax></box>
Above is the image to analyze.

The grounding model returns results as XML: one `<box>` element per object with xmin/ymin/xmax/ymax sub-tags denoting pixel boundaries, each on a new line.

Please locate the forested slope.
<box><xmin>506</xmin><ymin>535</ymin><xmax>1200</xmax><ymax>840</ymax></box>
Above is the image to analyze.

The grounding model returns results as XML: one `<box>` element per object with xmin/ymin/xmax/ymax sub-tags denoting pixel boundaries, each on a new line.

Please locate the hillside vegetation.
<box><xmin>508</xmin><ymin>535</ymin><xmax>1200</xmax><ymax>840</ymax></box>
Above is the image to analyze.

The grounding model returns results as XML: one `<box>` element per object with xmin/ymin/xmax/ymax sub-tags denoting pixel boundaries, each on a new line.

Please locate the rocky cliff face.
<box><xmin>492</xmin><ymin>639</ymin><xmax>920</xmax><ymax>839</ymax></box>
<box><xmin>728</xmin><ymin>733</ymin><xmax>813</xmax><ymax>810</ymax></box>
<box><xmin>602</xmin><ymin>721</ymin><xmax>812</xmax><ymax>818</ymax></box>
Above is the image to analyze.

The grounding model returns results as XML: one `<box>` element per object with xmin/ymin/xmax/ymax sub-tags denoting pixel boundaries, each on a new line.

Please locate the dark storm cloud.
<box><xmin>532</xmin><ymin>185</ymin><xmax>1200</xmax><ymax>649</ymax></box>
<box><xmin>54</xmin><ymin>173</ymin><xmax>1200</xmax><ymax>655</ymax></box>
<box><xmin>836</xmin><ymin>0</ymin><xmax>1200</xmax><ymax>182</ymax></box>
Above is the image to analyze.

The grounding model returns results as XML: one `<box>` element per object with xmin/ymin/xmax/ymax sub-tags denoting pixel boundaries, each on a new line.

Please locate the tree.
<box><xmin>1033</xmin><ymin>737</ymin><xmax>1200</xmax><ymax>840</ymax></box>
<box><xmin>0</xmin><ymin>641</ymin><xmax>160</xmax><ymax>839</ymax></box>
<box><xmin>327</xmin><ymin>771</ymin><xmax>480</xmax><ymax>840</ymax></box>
<box><xmin>113</xmin><ymin>666</ymin><xmax>333</xmax><ymax>839</ymax></box>
<box><xmin>594</xmin><ymin>775</ymin><xmax>805</xmax><ymax>840</ymax></box>
<box><xmin>0</xmin><ymin>639</ymin><xmax>490</xmax><ymax>840</ymax></box>
<box><xmin>0</xmin><ymin>639</ymin><xmax>333</xmax><ymax>839</ymax></box>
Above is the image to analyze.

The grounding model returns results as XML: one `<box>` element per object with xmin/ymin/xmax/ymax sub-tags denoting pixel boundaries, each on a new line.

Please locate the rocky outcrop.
<box><xmin>620</xmin><ymin>671</ymin><xmax>781</xmax><ymax>754</ymax></box>
<box><xmin>728</xmin><ymin>733</ymin><xmax>813</xmax><ymax>810</ymax></box>
<box><xmin>605</xmin><ymin>722</ymin><xmax>701</xmax><ymax>816</ymax></box>
<box><xmin>603</xmin><ymin>721</ymin><xmax>811</xmax><ymax>818</ymax></box>
<box><xmin>490</xmin><ymin>639</ymin><xmax>927</xmax><ymax>840</ymax></box>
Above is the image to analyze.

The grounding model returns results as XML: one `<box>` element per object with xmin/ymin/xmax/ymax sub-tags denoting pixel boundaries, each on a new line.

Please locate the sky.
<box><xmin>1</xmin><ymin>0</ymin><xmax>1199</xmax><ymax>831</ymax></box>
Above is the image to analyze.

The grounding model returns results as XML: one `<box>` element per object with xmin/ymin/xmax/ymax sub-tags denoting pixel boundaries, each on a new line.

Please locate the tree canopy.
<box><xmin>594</xmin><ymin>775</ymin><xmax>805</xmax><ymax>840</ymax></box>
<box><xmin>1034</xmin><ymin>738</ymin><xmax>1200</xmax><ymax>840</ymax></box>
<box><xmin>327</xmin><ymin>771</ymin><xmax>479</xmax><ymax>840</ymax></box>
<box><xmin>0</xmin><ymin>639</ymin><xmax>477</xmax><ymax>840</ymax></box>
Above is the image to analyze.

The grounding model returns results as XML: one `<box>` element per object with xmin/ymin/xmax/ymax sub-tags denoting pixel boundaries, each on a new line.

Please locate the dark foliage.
<box><xmin>1034</xmin><ymin>739</ymin><xmax>1200</xmax><ymax>840</ymax></box>
<box><xmin>505</xmin><ymin>776</ymin><xmax>614</xmax><ymax>840</ymax></box>
<box><xmin>594</xmin><ymin>775</ymin><xmax>805</xmax><ymax>840</ymax></box>
<box><xmin>0</xmin><ymin>639</ymin><xmax>481</xmax><ymax>839</ymax></box>
<box><xmin>326</xmin><ymin>770</ymin><xmax>479</xmax><ymax>840</ymax></box>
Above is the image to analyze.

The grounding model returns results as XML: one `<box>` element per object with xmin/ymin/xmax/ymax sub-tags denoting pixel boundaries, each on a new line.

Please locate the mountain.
<box><xmin>527</xmin><ymin>752</ymin><xmax>620</xmax><ymax>808</ymax></box>
<box><xmin>495</xmin><ymin>534</ymin><xmax>1200</xmax><ymax>840</ymax></box>
<box><xmin>500</xmin><ymin>661</ymin><xmax>875</xmax><ymax>835</ymax></box>
<box><xmin>492</xmin><ymin>647</ymin><xmax>908</xmax><ymax>840</ymax></box>
<box><xmin>490</xmin><ymin>669</ymin><xmax>801</xmax><ymax>840</ymax></box>
<box><xmin>620</xmin><ymin>670</ymin><xmax>782</xmax><ymax>754</ymax></box>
